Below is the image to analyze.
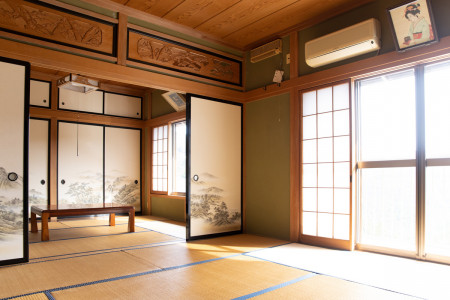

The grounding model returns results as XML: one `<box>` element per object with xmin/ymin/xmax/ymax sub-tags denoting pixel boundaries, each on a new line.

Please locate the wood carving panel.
<box><xmin>0</xmin><ymin>0</ymin><xmax>115</xmax><ymax>55</ymax></box>
<box><xmin>128</xmin><ymin>30</ymin><xmax>241</xmax><ymax>86</ymax></box>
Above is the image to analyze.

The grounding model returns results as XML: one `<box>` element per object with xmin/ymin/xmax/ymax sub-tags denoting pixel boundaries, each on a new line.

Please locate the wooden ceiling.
<box><xmin>110</xmin><ymin>0</ymin><xmax>374</xmax><ymax>50</ymax></box>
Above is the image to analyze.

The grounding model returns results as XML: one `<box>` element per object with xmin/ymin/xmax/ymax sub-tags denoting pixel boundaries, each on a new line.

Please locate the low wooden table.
<box><xmin>30</xmin><ymin>203</ymin><xmax>135</xmax><ymax>241</ymax></box>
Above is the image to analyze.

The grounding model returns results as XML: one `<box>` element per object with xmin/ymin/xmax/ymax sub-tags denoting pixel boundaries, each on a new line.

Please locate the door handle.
<box><xmin>193</xmin><ymin>175</ymin><xmax>199</xmax><ymax>181</ymax></box>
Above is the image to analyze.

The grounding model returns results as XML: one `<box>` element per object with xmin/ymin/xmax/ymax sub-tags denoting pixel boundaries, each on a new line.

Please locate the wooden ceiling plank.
<box><xmin>163</xmin><ymin>0</ymin><xmax>241</xmax><ymax>28</ymax></box>
<box><xmin>224</xmin><ymin>0</ymin><xmax>373</xmax><ymax>49</ymax></box>
<box><xmin>113</xmin><ymin>0</ymin><xmax>185</xmax><ymax>17</ymax></box>
<box><xmin>195</xmin><ymin>0</ymin><xmax>297</xmax><ymax>38</ymax></box>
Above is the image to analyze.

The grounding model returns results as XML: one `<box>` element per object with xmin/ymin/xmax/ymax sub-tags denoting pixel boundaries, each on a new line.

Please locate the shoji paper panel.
<box><xmin>29</xmin><ymin>119</ymin><xmax>49</xmax><ymax>211</ymax></box>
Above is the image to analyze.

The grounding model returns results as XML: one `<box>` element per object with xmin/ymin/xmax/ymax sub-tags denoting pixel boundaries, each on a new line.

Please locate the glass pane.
<box><xmin>153</xmin><ymin>127</ymin><xmax>158</xmax><ymax>140</ymax></box>
<box><xmin>360</xmin><ymin>168</ymin><xmax>416</xmax><ymax>251</ymax></box>
<box><xmin>303</xmin><ymin>212</ymin><xmax>316</xmax><ymax>236</ymax></box>
<box><xmin>303</xmin><ymin>91</ymin><xmax>316</xmax><ymax>116</ymax></box>
<box><xmin>334</xmin><ymin>162</ymin><xmax>350</xmax><ymax>188</ymax></box>
<box><xmin>334</xmin><ymin>189</ymin><xmax>350</xmax><ymax>214</ymax></box>
<box><xmin>318</xmin><ymin>163</ymin><xmax>333</xmax><ymax>188</ymax></box>
<box><xmin>318</xmin><ymin>213</ymin><xmax>333</xmax><ymax>238</ymax></box>
<box><xmin>163</xmin><ymin>153</ymin><xmax>168</xmax><ymax>166</ymax></box>
<box><xmin>317</xmin><ymin>112</ymin><xmax>332</xmax><ymax>138</ymax></box>
<box><xmin>333</xmin><ymin>109</ymin><xmax>349</xmax><ymax>136</ymax></box>
<box><xmin>334</xmin><ymin>136</ymin><xmax>350</xmax><ymax>162</ymax></box>
<box><xmin>302</xmin><ymin>188</ymin><xmax>317</xmax><ymax>212</ymax></box>
<box><xmin>153</xmin><ymin>179</ymin><xmax>157</xmax><ymax>190</ymax></box>
<box><xmin>317</xmin><ymin>188</ymin><xmax>333</xmax><ymax>213</ymax></box>
<box><xmin>333</xmin><ymin>83</ymin><xmax>349</xmax><ymax>110</ymax></box>
<box><xmin>158</xmin><ymin>139</ymin><xmax>163</xmax><ymax>152</ymax></box>
<box><xmin>302</xmin><ymin>115</ymin><xmax>316</xmax><ymax>140</ymax></box>
<box><xmin>173</xmin><ymin>121</ymin><xmax>186</xmax><ymax>193</ymax></box>
<box><xmin>358</xmin><ymin>70</ymin><xmax>416</xmax><ymax>161</ymax></box>
<box><xmin>153</xmin><ymin>140</ymin><xmax>158</xmax><ymax>154</ymax></box>
<box><xmin>317</xmin><ymin>138</ymin><xmax>333</xmax><ymax>163</ymax></box>
<box><xmin>163</xmin><ymin>125</ymin><xmax>168</xmax><ymax>138</ymax></box>
<box><xmin>302</xmin><ymin>164</ymin><xmax>317</xmax><ymax>187</ymax></box>
<box><xmin>317</xmin><ymin>87</ymin><xmax>332</xmax><ymax>113</ymax></box>
<box><xmin>334</xmin><ymin>214</ymin><xmax>350</xmax><ymax>240</ymax></box>
<box><xmin>302</xmin><ymin>139</ymin><xmax>317</xmax><ymax>163</ymax></box>
<box><xmin>425</xmin><ymin>61</ymin><xmax>450</xmax><ymax>159</ymax></box>
<box><xmin>158</xmin><ymin>126</ymin><xmax>163</xmax><ymax>139</ymax></box>
<box><xmin>425</xmin><ymin>166</ymin><xmax>450</xmax><ymax>256</ymax></box>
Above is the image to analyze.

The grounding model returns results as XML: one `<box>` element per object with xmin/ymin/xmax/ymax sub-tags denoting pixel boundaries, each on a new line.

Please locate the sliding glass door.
<box><xmin>356</xmin><ymin>59</ymin><xmax>450</xmax><ymax>263</ymax></box>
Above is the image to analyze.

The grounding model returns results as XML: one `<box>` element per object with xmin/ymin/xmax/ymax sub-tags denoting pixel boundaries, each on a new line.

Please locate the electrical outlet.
<box><xmin>286</xmin><ymin>54</ymin><xmax>290</xmax><ymax>65</ymax></box>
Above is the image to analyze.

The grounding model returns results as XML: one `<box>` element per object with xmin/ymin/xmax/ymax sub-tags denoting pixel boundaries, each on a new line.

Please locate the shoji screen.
<box><xmin>187</xmin><ymin>94</ymin><xmax>242</xmax><ymax>240</ymax></box>
<box><xmin>300</xmin><ymin>81</ymin><xmax>352</xmax><ymax>250</ymax></box>
<box><xmin>0</xmin><ymin>57</ymin><xmax>29</xmax><ymax>265</ymax></box>
<box><xmin>105</xmin><ymin>127</ymin><xmax>141</xmax><ymax>212</ymax></box>
<box><xmin>58</xmin><ymin>122</ymin><xmax>104</xmax><ymax>204</ymax></box>
<box><xmin>29</xmin><ymin>119</ymin><xmax>49</xmax><ymax>211</ymax></box>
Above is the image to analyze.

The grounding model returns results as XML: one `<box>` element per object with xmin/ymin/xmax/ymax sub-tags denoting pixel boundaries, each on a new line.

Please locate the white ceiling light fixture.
<box><xmin>57</xmin><ymin>74</ymin><xmax>99</xmax><ymax>93</ymax></box>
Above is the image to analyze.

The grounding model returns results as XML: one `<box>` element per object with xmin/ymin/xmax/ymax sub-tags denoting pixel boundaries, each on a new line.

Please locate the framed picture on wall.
<box><xmin>387</xmin><ymin>0</ymin><xmax>438</xmax><ymax>51</ymax></box>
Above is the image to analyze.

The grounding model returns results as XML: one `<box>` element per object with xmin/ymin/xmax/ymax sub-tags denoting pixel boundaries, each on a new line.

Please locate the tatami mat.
<box><xmin>29</xmin><ymin>224</ymin><xmax>148</xmax><ymax>243</ymax></box>
<box><xmin>11</xmin><ymin>293</ymin><xmax>49</xmax><ymax>300</ymax></box>
<box><xmin>136</xmin><ymin>220</ymin><xmax>186</xmax><ymax>238</ymax></box>
<box><xmin>29</xmin><ymin>230</ymin><xmax>180</xmax><ymax>260</ymax></box>
<box><xmin>28</xmin><ymin>221</ymin><xmax>71</xmax><ymax>231</ymax></box>
<box><xmin>50</xmin><ymin>255</ymin><xmax>310</xmax><ymax>300</ymax></box>
<box><xmin>248</xmin><ymin>243</ymin><xmax>449</xmax><ymax>299</ymax></box>
<box><xmin>252</xmin><ymin>275</ymin><xmax>420</xmax><ymax>300</ymax></box>
<box><xmin>124</xmin><ymin>234</ymin><xmax>288</xmax><ymax>269</ymax></box>
<box><xmin>0</xmin><ymin>251</ymin><xmax>160</xmax><ymax>299</ymax></box>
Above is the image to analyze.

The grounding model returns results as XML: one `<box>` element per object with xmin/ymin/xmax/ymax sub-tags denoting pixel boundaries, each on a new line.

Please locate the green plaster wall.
<box><xmin>298</xmin><ymin>0</ymin><xmax>450</xmax><ymax>76</ymax></box>
<box><xmin>151</xmin><ymin>89</ymin><xmax>176</xmax><ymax>119</ymax></box>
<box><xmin>151</xmin><ymin>196</ymin><xmax>185</xmax><ymax>222</ymax></box>
<box><xmin>245</xmin><ymin>35</ymin><xmax>290</xmax><ymax>91</ymax></box>
<box><xmin>55</xmin><ymin>0</ymin><xmax>117</xmax><ymax>18</ymax></box>
<box><xmin>245</xmin><ymin>93</ymin><xmax>290</xmax><ymax>241</ymax></box>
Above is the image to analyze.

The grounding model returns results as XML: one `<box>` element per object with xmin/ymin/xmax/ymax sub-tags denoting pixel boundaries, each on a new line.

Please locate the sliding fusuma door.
<box><xmin>186</xmin><ymin>94</ymin><xmax>242</xmax><ymax>240</ymax></box>
<box><xmin>0</xmin><ymin>57</ymin><xmax>29</xmax><ymax>265</ymax></box>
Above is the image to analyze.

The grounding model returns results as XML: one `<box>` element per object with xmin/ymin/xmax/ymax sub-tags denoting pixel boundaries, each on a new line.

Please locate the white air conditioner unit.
<box><xmin>305</xmin><ymin>18</ymin><xmax>381</xmax><ymax>68</ymax></box>
<box><xmin>250</xmin><ymin>39</ymin><xmax>282</xmax><ymax>63</ymax></box>
<box><xmin>162</xmin><ymin>91</ymin><xmax>186</xmax><ymax>112</ymax></box>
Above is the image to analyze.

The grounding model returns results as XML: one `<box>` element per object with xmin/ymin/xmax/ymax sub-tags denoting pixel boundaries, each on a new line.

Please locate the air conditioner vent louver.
<box><xmin>250</xmin><ymin>39</ymin><xmax>282</xmax><ymax>63</ymax></box>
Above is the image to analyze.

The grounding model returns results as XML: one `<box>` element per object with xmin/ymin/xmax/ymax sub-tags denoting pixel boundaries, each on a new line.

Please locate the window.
<box><xmin>355</xmin><ymin>59</ymin><xmax>450</xmax><ymax>263</ymax></box>
<box><xmin>151</xmin><ymin>121</ymin><xmax>186</xmax><ymax>195</ymax></box>
<box><xmin>171</xmin><ymin>121</ymin><xmax>186</xmax><ymax>194</ymax></box>
<box><xmin>300</xmin><ymin>81</ymin><xmax>352</xmax><ymax>250</ymax></box>
<box><xmin>152</xmin><ymin>125</ymin><xmax>168</xmax><ymax>192</ymax></box>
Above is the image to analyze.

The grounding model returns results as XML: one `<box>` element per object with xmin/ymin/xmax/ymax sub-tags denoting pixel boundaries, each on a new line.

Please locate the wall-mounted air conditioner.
<box><xmin>305</xmin><ymin>18</ymin><xmax>381</xmax><ymax>68</ymax></box>
<box><xmin>250</xmin><ymin>39</ymin><xmax>282</xmax><ymax>63</ymax></box>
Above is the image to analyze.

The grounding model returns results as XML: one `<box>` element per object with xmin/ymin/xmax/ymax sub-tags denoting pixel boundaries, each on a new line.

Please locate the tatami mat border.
<box><xmin>27</xmin><ymin>240</ymin><xmax>185</xmax><ymax>264</ymax></box>
<box><xmin>1</xmin><ymin>243</ymin><xmax>292</xmax><ymax>300</ymax></box>
<box><xmin>245</xmin><ymin>253</ymin><xmax>424</xmax><ymax>299</ymax></box>
<box><xmin>232</xmin><ymin>273</ymin><xmax>318</xmax><ymax>300</ymax></box>
<box><xmin>43</xmin><ymin>292</ymin><xmax>54</xmax><ymax>300</ymax></box>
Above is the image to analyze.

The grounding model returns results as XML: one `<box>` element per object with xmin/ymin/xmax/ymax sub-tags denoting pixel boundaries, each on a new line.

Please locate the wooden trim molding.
<box><xmin>127</xmin><ymin>29</ymin><xmax>242</xmax><ymax>86</ymax></box>
<box><xmin>289</xmin><ymin>87</ymin><xmax>300</xmax><ymax>242</ymax></box>
<box><xmin>145</xmin><ymin>111</ymin><xmax>187</xmax><ymax>128</ymax></box>
<box><xmin>0</xmin><ymin>38</ymin><xmax>245</xmax><ymax>102</ymax></box>
<box><xmin>0</xmin><ymin>0</ymin><xmax>116</xmax><ymax>56</ymax></box>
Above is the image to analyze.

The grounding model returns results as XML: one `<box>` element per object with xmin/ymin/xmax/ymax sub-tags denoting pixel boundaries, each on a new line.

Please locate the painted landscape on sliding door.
<box><xmin>0</xmin><ymin>58</ymin><xmax>28</xmax><ymax>264</ymax></box>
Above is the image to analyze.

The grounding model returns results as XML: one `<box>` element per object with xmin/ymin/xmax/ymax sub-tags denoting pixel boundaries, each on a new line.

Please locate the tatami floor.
<box><xmin>0</xmin><ymin>216</ymin><xmax>446</xmax><ymax>299</ymax></box>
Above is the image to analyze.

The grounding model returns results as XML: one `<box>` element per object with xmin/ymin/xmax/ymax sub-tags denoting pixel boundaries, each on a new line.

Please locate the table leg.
<box><xmin>128</xmin><ymin>209</ymin><xmax>135</xmax><ymax>232</ymax></box>
<box><xmin>109</xmin><ymin>213</ymin><xmax>115</xmax><ymax>226</ymax></box>
<box><xmin>30</xmin><ymin>212</ymin><xmax>38</xmax><ymax>233</ymax></box>
<box><xmin>41</xmin><ymin>212</ymin><xmax>49</xmax><ymax>241</ymax></box>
